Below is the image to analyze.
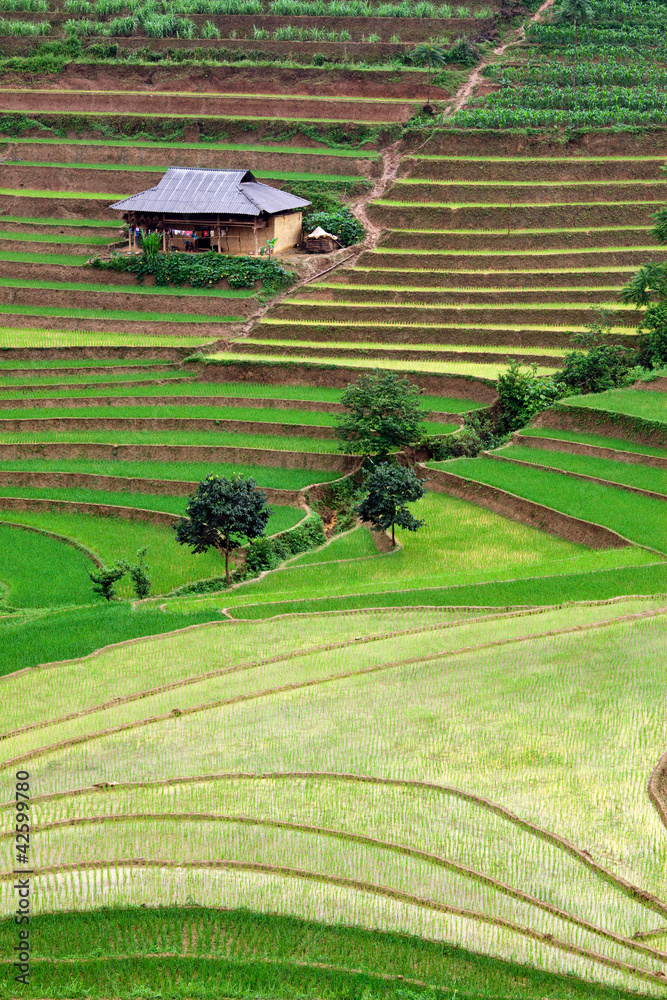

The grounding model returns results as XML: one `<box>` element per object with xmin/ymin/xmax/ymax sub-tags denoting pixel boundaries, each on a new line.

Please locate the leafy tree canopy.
<box><xmin>335</xmin><ymin>370</ymin><xmax>429</xmax><ymax>457</ymax></box>
<box><xmin>89</xmin><ymin>563</ymin><xmax>126</xmax><ymax>602</ymax></box>
<box><xmin>174</xmin><ymin>473</ymin><xmax>271</xmax><ymax>585</ymax></box>
<box><xmin>356</xmin><ymin>463</ymin><xmax>426</xmax><ymax>547</ymax></box>
<box><xmin>553</xmin><ymin>0</ymin><xmax>593</xmax><ymax>20</ymax></box>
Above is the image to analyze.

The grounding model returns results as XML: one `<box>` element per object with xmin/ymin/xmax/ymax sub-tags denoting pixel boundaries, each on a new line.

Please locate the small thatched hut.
<box><xmin>304</xmin><ymin>226</ymin><xmax>341</xmax><ymax>254</ymax></box>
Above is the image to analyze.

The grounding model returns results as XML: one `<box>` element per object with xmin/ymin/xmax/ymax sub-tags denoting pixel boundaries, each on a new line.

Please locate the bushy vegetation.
<box><xmin>335</xmin><ymin>370</ymin><xmax>428</xmax><ymax>456</ymax></box>
<box><xmin>304</xmin><ymin>209</ymin><xmax>366</xmax><ymax>247</ymax></box>
<box><xmin>171</xmin><ymin>511</ymin><xmax>326</xmax><ymax>592</ymax></box>
<box><xmin>90</xmin><ymin>247</ymin><xmax>294</xmax><ymax>294</ymax></box>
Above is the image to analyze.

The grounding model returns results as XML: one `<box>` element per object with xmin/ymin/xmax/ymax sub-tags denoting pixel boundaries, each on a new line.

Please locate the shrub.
<box><xmin>427</xmin><ymin>409</ymin><xmax>506</xmax><ymax>460</ymax></box>
<box><xmin>90</xmin><ymin>248</ymin><xmax>294</xmax><ymax>295</ymax></box>
<box><xmin>496</xmin><ymin>360</ymin><xmax>568</xmax><ymax>432</ymax></box>
<box><xmin>242</xmin><ymin>513</ymin><xmax>326</xmax><ymax>576</ymax></box>
<box><xmin>446</xmin><ymin>34</ymin><xmax>479</xmax><ymax>65</ymax></box>
<box><xmin>560</xmin><ymin>344</ymin><xmax>638</xmax><ymax>394</ymax></box>
<box><xmin>637</xmin><ymin>304</ymin><xmax>667</xmax><ymax>369</ymax></box>
<box><xmin>303</xmin><ymin>209</ymin><xmax>365</xmax><ymax>247</ymax></box>
<box><xmin>88</xmin><ymin>562</ymin><xmax>126</xmax><ymax>602</ymax></box>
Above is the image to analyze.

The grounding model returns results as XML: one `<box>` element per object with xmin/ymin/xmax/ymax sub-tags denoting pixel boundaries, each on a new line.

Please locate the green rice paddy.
<box><xmin>0</xmin><ymin>519</ymin><xmax>95</xmax><ymax>608</ymax></box>
<box><xmin>0</xmin><ymin>250</ymin><xmax>90</xmax><ymax>264</ymax></box>
<box><xmin>0</xmin><ymin>427</ymin><xmax>344</xmax><ymax>452</ymax></box>
<box><xmin>0</xmin><ymin>382</ymin><xmax>485</xmax><ymax>412</ymax></box>
<box><xmin>560</xmin><ymin>387</ymin><xmax>667</xmax><ymax>424</ymax></box>
<box><xmin>0</xmin><ymin>507</ymin><xmax>234</xmax><ymax>597</ymax></box>
<box><xmin>0</xmin><ymin>229</ymin><xmax>112</xmax><ymax>244</ymax></box>
<box><xmin>497</xmin><ymin>444</ymin><xmax>667</xmax><ymax>495</ymax></box>
<box><xmin>0</xmin><ymin>329</ymin><xmax>215</xmax><ymax>347</ymax></box>
<box><xmin>218</xmin><ymin>492</ymin><xmax>654</xmax><ymax>610</ymax></box>
<box><xmin>0</xmin><ymin>457</ymin><xmax>341</xmax><ymax>489</ymax></box>
<box><xmin>0</xmin><ymin>603</ymin><xmax>226</xmax><ymax>674</ymax></box>
<box><xmin>0</xmin><ymin>402</ymin><xmax>340</xmax><ymax>425</ymax></box>
<box><xmin>212</xmin><ymin>349</ymin><xmax>557</xmax><ymax>378</ymax></box>
<box><xmin>0</xmin><ymin>486</ymin><xmax>303</xmax><ymax>528</ymax></box>
<box><xmin>434</xmin><ymin>457</ymin><xmax>667</xmax><ymax>553</ymax></box>
<box><xmin>519</xmin><ymin>426</ymin><xmax>667</xmax><ymax>458</ymax></box>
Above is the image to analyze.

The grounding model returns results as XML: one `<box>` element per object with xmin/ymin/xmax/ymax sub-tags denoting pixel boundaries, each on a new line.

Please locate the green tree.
<box><xmin>123</xmin><ymin>546</ymin><xmax>151</xmax><ymax>599</ymax></box>
<box><xmin>88</xmin><ymin>562</ymin><xmax>126</xmax><ymax>602</ymax></box>
<box><xmin>174</xmin><ymin>474</ymin><xmax>271</xmax><ymax>586</ymax></box>
<box><xmin>554</xmin><ymin>0</ymin><xmax>593</xmax><ymax>86</ymax></box>
<box><xmin>356</xmin><ymin>464</ymin><xmax>426</xmax><ymax>548</ymax></box>
<box><xmin>409</xmin><ymin>41</ymin><xmax>448</xmax><ymax>107</ymax></box>
<box><xmin>496</xmin><ymin>360</ymin><xmax>567</xmax><ymax>431</ymax></box>
<box><xmin>620</xmin><ymin>208</ymin><xmax>667</xmax><ymax>369</ymax></box>
<box><xmin>335</xmin><ymin>370</ymin><xmax>429</xmax><ymax>459</ymax></box>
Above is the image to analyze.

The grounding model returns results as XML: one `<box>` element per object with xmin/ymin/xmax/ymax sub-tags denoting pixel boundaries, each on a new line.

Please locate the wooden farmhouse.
<box><xmin>111</xmin><ymin>167</ymin><xmax>311</xmax><ymax>255</ymax></box>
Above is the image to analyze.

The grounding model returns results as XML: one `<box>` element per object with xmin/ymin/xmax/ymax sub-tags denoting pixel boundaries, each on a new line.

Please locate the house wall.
<box><xmin>220</xmin><ymin>226</ymin><xmax>261</xmax><ymax>255</ymax></box>
<box><xmin>269</xmin><ymin>212</ymin><xmax>303</xmax><ymax>253</ymax></box>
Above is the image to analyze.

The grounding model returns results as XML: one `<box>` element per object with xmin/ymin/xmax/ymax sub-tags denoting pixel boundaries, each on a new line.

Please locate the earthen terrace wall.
<box><xmin>422</xmin><ymin>465</ymin><xmax>633</xmax><ymax>549</ymax></box>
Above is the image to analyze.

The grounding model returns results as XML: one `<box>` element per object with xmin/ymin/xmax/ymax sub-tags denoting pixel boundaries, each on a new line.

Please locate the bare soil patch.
<box><xmin>403</xmin><ymin>157</ymin><xmax>667</xmax><ymax>183</ymax></box>
<box><xmin>381</xmin><ymin>230</ymin><xmax>655</xmax><ymax>252</ymax></box>
<box><xmin>0</xmin><ymin>415</ymin><xmax>337</xmax><ymax>437</ymax></box>
<box><xmin>5</xmin><ymin>141</ymin><xmax>378</xmax><ymax>179</ymax></box>
<box><xmin>0</xmin><ymin>89</ymin><xmax>415</xmax><ymax>123</ymax></box>
<box><xmin>193</xmin><ymin>359</ymin><xmax>497</xmax><ymax>400</ymax></box>
<box><xmin>407</xmin><ymin>127</ymin><xmax>667</xmax><ymax>159</ymax></box>
<box><xmin>257</xmin><ymin>319</ymin><xmax>591</xmax><ymax>348</ymax></box>
<box><xmin>370</xmin><ymin>203</ymin><xmax>659</xmax><ymax>231</ymax></box>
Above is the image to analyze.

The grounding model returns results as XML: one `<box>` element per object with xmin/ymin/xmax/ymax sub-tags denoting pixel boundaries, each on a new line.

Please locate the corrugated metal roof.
<box><xmin>110</xmin><ymin>167</ymin><xmax>310</xmax><ymax>216</ymax></box>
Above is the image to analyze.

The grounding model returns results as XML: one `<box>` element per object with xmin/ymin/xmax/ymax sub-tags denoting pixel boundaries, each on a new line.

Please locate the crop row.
<box><xmin>473</xmin><ymin>85</ymin><xmax>667</xmax><ymax>112</ymax></box>
<box><xmin>49</xmin><ymin>0</ymin><xmax>489</xmax><ymax>16</ymax></box>
<box><xmin>526</xmin><ymin>23</ymin><xmax>667</xmax><ymax>48</ymax></box>
<box><xmin>61</xmin><ymin>18</ymin><xmax>402</xmax><ymax>37</ymax></box>
<box><xmin>493</xmin><ymin>63</ymin><xmax>667</xmax><ymax>88</ymax></box>
<box><xmin>450</xmin><ymin>108</ymin><xmax>667</xmax><ymax>130</ymax></box>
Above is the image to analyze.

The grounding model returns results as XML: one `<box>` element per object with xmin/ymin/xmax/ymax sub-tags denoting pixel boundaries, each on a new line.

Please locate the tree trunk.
<box><xmin>391</xmin><ymin>521</ymin><xmax>395</xmax><ymax>547</ymax></box>
<box><xmin>225</xmin><ymin>532</ymin><xmax>231</xmax><ymax>585</ymax></box>
<box><xmin>427</xmin><ymin>65</ymin><xmax>432</xmax><ymax>105</ymax></box>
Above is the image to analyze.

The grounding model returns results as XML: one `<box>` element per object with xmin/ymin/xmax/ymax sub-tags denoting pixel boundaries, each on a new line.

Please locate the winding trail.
<box><xmin>209</xmin><ymin>140</ymin><xmax>404</xmax><ymax>353</ymax></box>
<box><xmin>449</xmin><ymin>0</ymin><xmax>558</xmax><ymax>114</ymax></box>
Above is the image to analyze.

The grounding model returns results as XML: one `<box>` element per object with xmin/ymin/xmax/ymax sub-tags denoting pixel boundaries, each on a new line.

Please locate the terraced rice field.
<box><xmin>0</xmin><ymin>0</ymin><xmax>666</xmax><ymax>993</ymax></box>
<box><xmin>2</xmin><ymin>597</ymin><xmax>667</xmax><ymax>997</ymax></box>
<box><xmin>242</xmin><ymin>137</ymin><xmax>664</xmax><ymax>381</ymax></box>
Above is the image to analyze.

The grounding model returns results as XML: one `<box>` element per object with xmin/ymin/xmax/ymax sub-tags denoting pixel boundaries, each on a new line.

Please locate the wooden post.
<box><xmin>162</xmin><ymin>214</ymin><xmax>167</xmax><ymax>252</ymax></box>
<box><xmin>217</xmin><ymin>214</ymin><xmax>222</xmax><ymax>253</ymax></box>
<box><xmin>129</xmin><ymin>214</ymin><xmax>134</xmax><ymax>251</ymax></box>
<box><xmin>253</xmin><ymin>219</ymin><xmax>258</xmax><ymax>255</ymax></box>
